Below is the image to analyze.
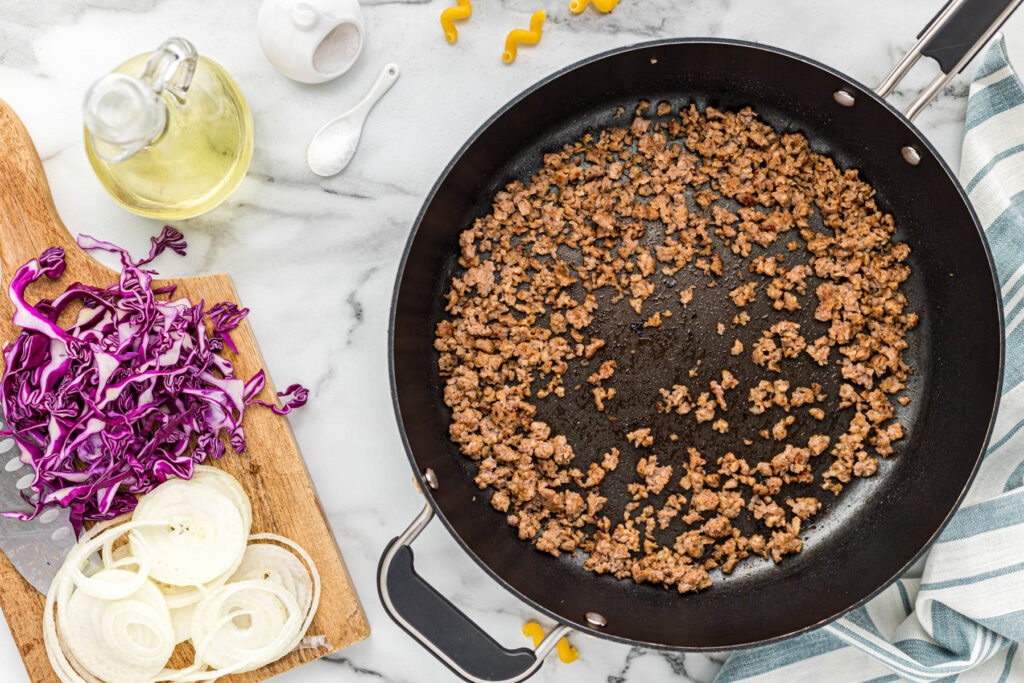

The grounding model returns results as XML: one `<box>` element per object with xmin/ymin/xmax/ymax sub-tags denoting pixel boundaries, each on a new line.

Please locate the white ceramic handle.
<box><xmin>353</xmin><ymin>63</ymin><xmax>400</xmax><ymax>120</ymax></box>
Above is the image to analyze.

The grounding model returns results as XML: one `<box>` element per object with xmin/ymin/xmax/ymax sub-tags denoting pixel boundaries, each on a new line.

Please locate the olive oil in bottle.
<box><xmin>84</xmin><ymin>38</ymin><xmax>254</xmax><ymax>220</ymax></box>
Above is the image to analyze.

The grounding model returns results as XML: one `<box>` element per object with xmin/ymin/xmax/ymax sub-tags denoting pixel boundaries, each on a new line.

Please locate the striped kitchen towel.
<box><xmin>714</xmin><ymin>36</ymin><xmax>1024</xmax><ymax>683</ymax></box>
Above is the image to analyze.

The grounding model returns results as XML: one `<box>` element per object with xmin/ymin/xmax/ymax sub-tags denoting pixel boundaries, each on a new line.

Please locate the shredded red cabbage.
<box><xmin>0</xmin><ymin>227</ymin><xmax>307</xmax><ymax>534</ymax></box>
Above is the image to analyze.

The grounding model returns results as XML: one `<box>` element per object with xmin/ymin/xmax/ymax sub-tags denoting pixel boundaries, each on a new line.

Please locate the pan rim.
<box><xmin>386</xmin><ymin>36</ymin><xmax>1005</xmax><ymax>652</ymax></box>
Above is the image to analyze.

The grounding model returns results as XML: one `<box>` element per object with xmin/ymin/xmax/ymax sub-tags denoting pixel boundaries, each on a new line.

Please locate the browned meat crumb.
<box><xmin>593</xmin><ymin>386</ymin><xmax>616</xmax><ymax>411</ymax></box>
<box><xmin>772</xmin><ymin>415</ymin><xmax>796</xmax><ymax>440</ymax></box>
<box><xmin>709</xmin><ymin>381</ymin><xmax>729</xmax><ymax>410</ymax></box>
<box><xmin>602</xmin><ymin>449</ymin><xmax>620</xmax><ymax>471</ymax></box>
<box><xmin>658</xmin><ymin>384</ymin><xmax>692</xmax><ymax>414</ymax></box>
<box><xmin>752</xmin><ymin>335</ymin><xmax>782</xmax><ymax>372</ymax></box>
<box><xmin>790</xmin><ymin>386</ymin><xmax>816</xmax><ymax>407</ymax></box>
<box><xmin>627</xmin><ymin>427</ymin><xmax>654</xmax><ymax>448</ymax></box>
<box><xmin>695</xmin><ymin>392</ymin><xmax>716</xmax><ymax>423</ymax></box>
<box><xmin>436</xmin><ymin>103</ymin><xmax>916</xmax><ymax>595</ymax></box>
<box><xmin>787</xmin><ymin>497</ymin><xmax>821</xmax><ymax>519</ymax></box>
<box><xmin>716</xmin><ymin>322</ymin><xmax>726</xmax><ymax>335</ymax></box>
<box><xmin>807</xmin><ymin>434</ymin><xmax>830</xmax><ymax>455</ymax></box>
<box><xmin>587</xmin><ymin>360</ymin><xmax>617</xmax><ymax>385</ymax></box>
<box><xmin>729</xmin><ymin>281</ymin><xmax>757</xmax><ymax>307</ymax></box>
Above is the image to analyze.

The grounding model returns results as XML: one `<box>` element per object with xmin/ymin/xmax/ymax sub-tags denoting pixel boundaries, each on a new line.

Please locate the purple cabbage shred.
<box><xmin>0</xmin><ymin>227</ymin><xmax>307</xmax><ymax>535</ymax></box>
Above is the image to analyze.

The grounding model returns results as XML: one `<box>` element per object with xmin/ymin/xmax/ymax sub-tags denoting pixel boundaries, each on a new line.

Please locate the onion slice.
<box><xmin>62</xmin><ymin>570</ymin><xmax>174</xmax><ymax>682</ymax></box>
<box><xmin>129</xmin><ymin>479</ymin><xmax>247</xmax><ymax>587</ymax></box>
<box><xmin>42</xmin><ymin>472</ymin><xmax>321</xmax><ymax>683</ymax></box>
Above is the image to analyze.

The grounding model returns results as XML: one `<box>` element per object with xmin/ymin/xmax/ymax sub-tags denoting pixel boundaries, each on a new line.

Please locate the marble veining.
<box><xmin>1</xmin><ymin>1</ymin><xmax>1020</xmax><ymax>681</ymax></box>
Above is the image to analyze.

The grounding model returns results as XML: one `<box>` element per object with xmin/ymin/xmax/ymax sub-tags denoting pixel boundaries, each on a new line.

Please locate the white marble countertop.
<box><xmin>0</xmin><ymin>1</ymin><xmax>1019</xmax><ymax>681</ymax></box>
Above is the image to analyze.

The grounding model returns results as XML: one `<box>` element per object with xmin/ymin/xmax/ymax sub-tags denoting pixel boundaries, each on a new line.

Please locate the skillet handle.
<box><xmin>377</xmin><ymin>501</ymin><xmax>572</xmax><ymax>683</ymax></box>
<box><xmin>919</xmin><ymin>0</ymin><xmax>1021</xmax><ymax>74</ymax></box>
<box><xmin>874</xmin><ymin>0</ymin><xmax>1024</xmax><ymax>120</ymax></box>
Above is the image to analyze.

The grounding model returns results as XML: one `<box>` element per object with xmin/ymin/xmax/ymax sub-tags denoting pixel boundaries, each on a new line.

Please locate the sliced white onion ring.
<box><xmin>129</xmin><ymin>479</ymin><xmax>246</xmax><ymax>586</ymax></box>
<box><xmin>190</xmin><ymin>466</ymin><xmax>252</xmax><ymax>530</ymax></box>
<box><xmin>65</xmin><ymin>521</ymin><xmax>153</xmax><ymax>601</ymax></box>
<box><xmin>168</xmin><ymin>603</ymin><xmax>196</xmax><ymax>645</ymax></box>
<box><xmin>58</xmin><ymin>570</ymin><xmax>174</xmax><ymax>683</ymax></box>
<box><xmin>150</xmin><ymin>468</ymin><xmax>253</xmax><ymax>610</ymax></box>
<box><xmin>228</xmin><ymin>544</ymin><xmax>313</xmax><ymax>616</ymax></box>
<box><xmin>42</xmin><ymin>474</ymin><xmax>321</xmax><ymax>683</ymax></box>
<box><xmin>190</xmin><ymin>579</ymin><xmax>301</xmax><ymax>672</ymax></box>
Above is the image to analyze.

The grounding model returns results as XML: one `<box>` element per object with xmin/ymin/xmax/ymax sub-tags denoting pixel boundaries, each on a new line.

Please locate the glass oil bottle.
<box><xmin>83</xmin><ymin>38</ymin><xmax>254</xmax><ymax>220</ymax></box>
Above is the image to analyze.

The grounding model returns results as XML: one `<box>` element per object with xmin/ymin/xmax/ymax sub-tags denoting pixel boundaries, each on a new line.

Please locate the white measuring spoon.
<box><xmin>307</xmin><ymin>63</ymin><xmax>400</xmax><ymax>176</ymax></box>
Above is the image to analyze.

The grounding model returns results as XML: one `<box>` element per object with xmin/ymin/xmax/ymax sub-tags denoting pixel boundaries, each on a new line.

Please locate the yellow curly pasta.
<box><xmin>570</xmin><ymin>0</ymin><xmax>621</xmax><ymax>13</ymax></box>
<box><xmin>440</xmin><ymin>0</ymin><xmax>472</xmax><ymax>43</ymax></box>
<box><xmin>522</xmin><ymin>622</ymin><xmax>579</xmax><ymax>663</ymax></box>
<box><xmin>503</xmin><ymin>10</ymin><xmax>546</xmax><ymax>64</ymax></box>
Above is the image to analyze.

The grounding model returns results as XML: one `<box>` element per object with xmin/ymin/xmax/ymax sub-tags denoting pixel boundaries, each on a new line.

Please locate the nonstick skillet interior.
<box><xmin>390</xmin><ymin>39</ymin><xmax>1002</xmax><ymax>649</ymax></box>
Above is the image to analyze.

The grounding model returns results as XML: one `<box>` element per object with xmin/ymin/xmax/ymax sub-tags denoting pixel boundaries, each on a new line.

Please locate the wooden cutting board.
<box><xmin>0</xmin><ymin>99</ymin><xmax>370</xmax><ymax>681</ymax></box>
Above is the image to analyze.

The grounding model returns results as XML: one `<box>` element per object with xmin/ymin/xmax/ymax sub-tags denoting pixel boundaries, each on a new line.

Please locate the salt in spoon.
<box><xmin>307</xmin><ymin>63</ymin><xmax>400</xmax><ymax>176</ymax></box>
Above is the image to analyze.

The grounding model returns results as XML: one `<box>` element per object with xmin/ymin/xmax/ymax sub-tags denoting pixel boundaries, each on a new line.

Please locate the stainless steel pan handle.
<box><xmin>377</xmin><ymin>470</ymin><xmax>573</xmax><ymax>683</ymax></box>
<box><xmin>876</xmin><ymin>0</ymin><xmax>1024</xmax><ymax>120</ymax></box>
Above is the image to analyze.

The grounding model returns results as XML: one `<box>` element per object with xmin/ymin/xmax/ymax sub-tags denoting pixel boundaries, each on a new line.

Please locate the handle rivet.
<box><xmin>585</xmin><ymin>611</ymin><xmax>607</xmax><ymax>627</ymax></box>
<box><xmin>901</xmin><ymin>146</ymin><xmax>922</xmax><ymax>165</ymax></box>
<box><xmin>833</xmin><ymin>90</ymin><xmax>856</xmax><ymax>107</ymax></box>
<box><xmin>424</xmin><ymin>467</ymin><xmax>439</xmax><ymax>490</ymax></box>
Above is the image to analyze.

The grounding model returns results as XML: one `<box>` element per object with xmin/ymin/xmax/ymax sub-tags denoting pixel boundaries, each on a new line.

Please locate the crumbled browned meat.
<box><xmin>790</xmin><ymin>386</ymin><xmax>816</xmax><ymax>407</ymax></box>
<box><xmin>586</xmin><ymin>360</ymin><xmax>616</xmax><ymax>385</ymax></box>
<box><xmin>626</xmin><ymin>427</ymin><xmax>654</xmax><ymax>448</ymax></box>
<box><xmin>695</xmin><ymin>392</ymin><xmax>716</xmax><ymax>423</ymax></box>
<box><xmin>870</xmin><ymin>421</ymin><xmax>904</xmax><ymax>457</ymax></box>
<box><xmin>806</xmin><ymin>335</ymin><xmax>831</xmax><ymax>366</ymax></box>
<box><xmin>709</xmin><ymin>381</ymin><xmax>729</xmax><ymax>410</ymax></box>
<box><xmin>658</xmin><ymin>384</ymin><xmax>692</xmax><ymax>414</ymax></box>
<box><xmin>601</xmin><ymin>448</ymin><xmax>620</xmax><ymax>471</ymax></box>
<box><xmin>592</xmin><ymin>386</ymin><xmax>616</xmax><ymax>411</ymax></box>
<box><xmin>748</xmin><ymin>380</ymin><xmax>773</xmax><ymax>415</ymax></box>
<box><xmin>437</xmin><ymin>103</ymin><xmax>916</xmax><ymax>595</ymax></box>
<box><xmin>644</xmin><ymin>311</ymin><xmax>663</xmax><ymax>328</ymax></box>
<box><xmin>786</xmin><ymin>497</ymin><xmax>821</xmax><ymax>520</ymax></box>
<box><xmin>636</xmin><ymin>455</ymin><xmax>672</xmax><ymax>495</ymax></box>
<box><xmin>807</xmin><ymin>434</ymin><xmax>830</xmax><ymax>455</ymax></box>
<box><xmin>752</xmin><ymin>335</ymin><xmax>782</xmax><ymax>372</ymax></box>
<box><xmin>772</xmin><ymin>415</ymin><xmax>796</xmax><ymax>440</ymax></box>
<box><xmin>729</xmin><ymin>281</ymin><xmax>757</xmax><ymax>307</ymax></box>
<box><xmin>766</xmin><ymin>518</ymin><xmax>803</xmax><ymax>562</ymax></box>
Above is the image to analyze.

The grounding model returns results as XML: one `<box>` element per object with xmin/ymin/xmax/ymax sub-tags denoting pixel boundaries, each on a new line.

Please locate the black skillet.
<box><xmin>378</xmin><ymin>1</ymin><xmax>1014</xmax><ymax>681</ymax></box>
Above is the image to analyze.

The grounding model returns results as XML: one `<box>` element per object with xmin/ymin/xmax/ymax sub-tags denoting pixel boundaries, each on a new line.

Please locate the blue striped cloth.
<box><xmin>714</xmin><ymin>36</ymin><xmax>1024</xmax><ymax>683</ymax></box>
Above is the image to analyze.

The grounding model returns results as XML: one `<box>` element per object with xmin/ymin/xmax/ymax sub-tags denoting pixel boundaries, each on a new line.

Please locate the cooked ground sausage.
<box><xmin>436</xmin><ymin>104</ymin><xmax>915</xmax><ymax>593</ymax></box>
